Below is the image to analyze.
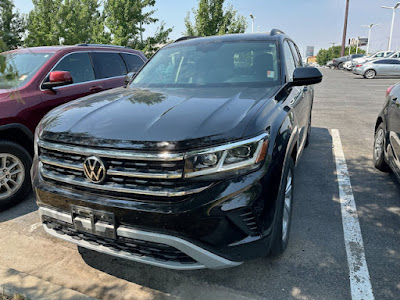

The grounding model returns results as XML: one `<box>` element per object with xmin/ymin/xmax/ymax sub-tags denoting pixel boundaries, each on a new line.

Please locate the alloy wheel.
<box><xmin>0</xmin><ymin>153</ymin><xmax>25</xmax><ymax>200</ymax></box>
<box><xmin>374</xmin><ymin>128</ymin><xmax>384</xmax><ymax>161</ymax></box>
<box><xmin>365</xmin><ymin>70</ymin><xmax>376</xmax><ymax>79</ymax></box>
<box><xmin>282</xmin><ymin>169</ymin><xmax>293</xmax><ymax>243</ymax></box>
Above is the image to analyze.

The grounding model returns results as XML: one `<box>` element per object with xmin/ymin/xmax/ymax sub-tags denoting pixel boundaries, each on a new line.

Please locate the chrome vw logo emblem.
<box><xmin>83</xmin><ymin>156</ymin><xmax>107</xmax><ymax>184</ymax></box>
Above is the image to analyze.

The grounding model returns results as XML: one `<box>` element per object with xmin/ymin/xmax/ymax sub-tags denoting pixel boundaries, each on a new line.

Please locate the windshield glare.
<box><xmin>0</xmin><ymin>52</ymin><xmax>53</xmax><ymax>89</ymax></box>
<box><xmin>132</xmin><ymin>41</ymin><xmax>280</xmax><ymax>88</ymax></box>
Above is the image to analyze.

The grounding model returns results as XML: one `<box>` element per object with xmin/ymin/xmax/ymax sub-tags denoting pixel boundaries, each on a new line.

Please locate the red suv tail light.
<box><xmin>333</xmin><ymin>60</ymin><xmax>336</xmax><ymax>63</ymax></box>
<box><xmin>386</xmin><ymin>85</ymin><xmax>394</xmax><ymax>97</ymax></box>
<box><xmin>356</xmin><ymin>64</ymin><xmax>363</xmax><ymax>68</ymax></box>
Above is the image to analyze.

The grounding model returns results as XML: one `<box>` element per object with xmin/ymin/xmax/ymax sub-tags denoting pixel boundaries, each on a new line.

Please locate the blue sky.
<box><xmin>13</xmin><ymin>0</ymin><xmax>400</xmax><ymax>55</ymax></box>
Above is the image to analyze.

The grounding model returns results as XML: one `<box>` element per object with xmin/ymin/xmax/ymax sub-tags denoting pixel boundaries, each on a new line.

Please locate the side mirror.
<box><xmin>42</xmin><ymin>71</ymin><xmax>73</xmax><ymax>90</ymax></box>
<box><xmin>290</xmin><ymin>67</ymin><xmax>323</xmax><ymax>87</ymax></box>
<box><xmin>124</xmin><ymin>72</ymin><xmax>136</xmax><ymax>86</ymax></box>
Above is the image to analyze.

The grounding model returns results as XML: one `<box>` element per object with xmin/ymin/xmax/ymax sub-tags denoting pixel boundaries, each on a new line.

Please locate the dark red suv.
<box><xmin>0</xmin><ymin>44</ymin><xmax>147</xmax><ymax>209</ymax></box>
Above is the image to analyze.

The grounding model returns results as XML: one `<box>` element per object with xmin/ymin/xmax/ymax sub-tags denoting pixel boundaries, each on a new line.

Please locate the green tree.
<box><xmin>184</xmin><ymin>0</ymin><xmax>247</xmax><ymax>36</ymax></box>
<box><xmin>25</xmin><ymin>0</ymin><xmax>62</xmax><ymax>46</ymax></box>
<box><xmin>104</xmin><ymin>0</ymin><xmax>172</xmax><ymax>56</ymax></box>
<box><xmin>316</xmin><ymin>45</ymin><xmax>366</xmax><ymax>65</ymax></box>
<box><xmin>56</xmin><ymin>0</ymin><xmax>110</xmax><ymax>45</ymax></box>
<box><xmin>26</xmin><ymin>0</ymin><xmax>109</xmax><ymax>46</ymax></box>
<box><xmin>0</xmin><ymin>0</ymin><xmax>25</xmax><ymax>50</ymax></box>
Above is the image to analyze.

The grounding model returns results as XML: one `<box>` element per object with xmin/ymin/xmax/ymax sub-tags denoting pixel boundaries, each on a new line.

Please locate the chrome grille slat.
<box><xmin>38</xmin><ymin>140</ymin><xmax>213</xmax><ymax>199</ymax></box>
<box><xmin>38</xmin><ymin>140</ymin><xmax>184</xmax><ymax>161</ymax></box>
<box><xmin>41</xmin><ymin>167</ymin><xmax>211</xmax><ymax>197</ymax></box>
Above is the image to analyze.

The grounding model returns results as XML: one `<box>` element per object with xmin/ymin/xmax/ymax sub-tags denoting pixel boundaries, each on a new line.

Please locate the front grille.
<box><xmin>43</xmin><ymin>217</ymin><xmax>196</xmax><ymax>264</ymax></box>
<box><xmin>38</xmin><ymin>140</ymin><xmax>212</xmax><ymax>200</ymax></box>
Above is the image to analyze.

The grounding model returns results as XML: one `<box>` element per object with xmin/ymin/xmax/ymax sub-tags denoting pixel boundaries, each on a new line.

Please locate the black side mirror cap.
<box><xmin>290</xmin><ymin>67</ymin><xmax>323</xmax><ymax>87</ymax></box>
<box><xmin>124</xmin><ymin>72</ymin><xmax>136</xmax><ymax>86</ymax></box>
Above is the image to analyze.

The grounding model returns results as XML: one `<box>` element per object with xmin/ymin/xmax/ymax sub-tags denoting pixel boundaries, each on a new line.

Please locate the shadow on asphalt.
<box><xmin>0</xmin><ymin>192</ymin><xmax>37</xmax><ymax>223</ymax></box>
<box><xmin>78</xmin><ymin>127</ymin><xmax>351</xmax><ymax>300</ymax></box>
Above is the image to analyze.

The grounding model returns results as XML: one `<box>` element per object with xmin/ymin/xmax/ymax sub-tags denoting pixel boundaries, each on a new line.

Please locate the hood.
<box><xmin>41</xmin><ymin>86</ymin><xmax>275</xmax><ymax>151</ymax></box>
<box><xmin>0</xmin><ymin>90</ymin><xmax>11</xmax><ymax>101</ymax></box>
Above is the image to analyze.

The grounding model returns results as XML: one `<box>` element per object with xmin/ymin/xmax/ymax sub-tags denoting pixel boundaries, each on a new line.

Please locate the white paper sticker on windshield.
<box><xmin>19</xmin><ymin>75</ymin><xmax>27</xmax><ymax>81</ymax></box>
<box><xmin>267</xmin><ymin>71</ymin><xmax>275</xmax><ymax>78</ymax></box>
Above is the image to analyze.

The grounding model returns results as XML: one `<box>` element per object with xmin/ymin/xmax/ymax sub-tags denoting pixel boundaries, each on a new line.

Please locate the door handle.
<box><xmin>89</xmin><ymin>86</ymin><xmax>103</xmax><ymax>92</ymax></box>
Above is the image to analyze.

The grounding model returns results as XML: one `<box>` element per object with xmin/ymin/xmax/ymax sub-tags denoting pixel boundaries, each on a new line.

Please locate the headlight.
<box><xmin>184</xmin><ymin>133</ymin><xmax>269</xmax><ymax>178</ymax></box>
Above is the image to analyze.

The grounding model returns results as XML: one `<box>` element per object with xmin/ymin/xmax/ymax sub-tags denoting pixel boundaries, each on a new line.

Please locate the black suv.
<box><xmin>32</xmin><ymin>31</ymin><xmax>322</xmax><ymax>270</ymax></box>
<box><xmin>374</xmin><ymin>83</ymin><xmax>400</xmax><ymax>178</ymax></box>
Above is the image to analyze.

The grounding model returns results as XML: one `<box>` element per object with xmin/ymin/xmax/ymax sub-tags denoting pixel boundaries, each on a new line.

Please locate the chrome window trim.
<box><xmin>39</xmin><ymin>50</ymin><xmax>146</xmax><ymax>91</ymax></box>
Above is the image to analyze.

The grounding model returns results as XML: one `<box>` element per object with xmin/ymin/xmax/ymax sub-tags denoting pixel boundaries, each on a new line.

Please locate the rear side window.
<box><xmin>92</xmin><ymin>52</ymin><xmax>127</xmax><ymax>78</ymax></box>
<box><xmin>53</xmin><ymin>52</ymin><xmax>95</xmax><ymax>84</ymax></box>
<box><xmin>374</xmin><ymin>59</ymin><xmax>399</xmax><ymax>64</ymax></box>
<box><xmin>122</xmin><ymin>53</ymin><xmax>145</xmax><ymax>73</ymax></box>
<box><xmin>283</xmin><ymin>41</ymin><xmax>296</xmax><ymax>81</ymax></box>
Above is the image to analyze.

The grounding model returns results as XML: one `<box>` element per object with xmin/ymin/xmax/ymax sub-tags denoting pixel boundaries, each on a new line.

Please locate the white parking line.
<box><xmin>331</xmin><ymin>129</ymin><xmax>374</xmax><ymax>300</ymax></box>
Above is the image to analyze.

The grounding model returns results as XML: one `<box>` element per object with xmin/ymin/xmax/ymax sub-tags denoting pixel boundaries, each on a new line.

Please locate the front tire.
<box><xmin>0</xmin><ymin>141</ymin><xmax>32</xmax><ymax>210</ymax></box>
<box><xmin>373</xmin><ymin>123</ymin><xmax>390</xmax><ymax>172</ymax></box>
<box><xmin>337</xmin><ymin>63</ymin><xmax>344</xmax><ymax>70</ymax></box>
<box><xmin>270</xmin><ymin>157</ymin><xmax>295</xmax><ymax>256</ymax></box>
<box><xmin>364</xmin><ymin>69</ymin><xmax>376</xmax><ymax>79</ymax></box>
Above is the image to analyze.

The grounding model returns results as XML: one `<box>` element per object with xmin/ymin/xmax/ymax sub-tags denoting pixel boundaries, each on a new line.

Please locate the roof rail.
<box><xmin>174</xmin><ymin>36</ymin><xmax>199</xmax><ymax>43</ymax></box>
<box><xmin>270</xmin><ymin>29</ymin><xmax>285</xmax><ymax>36</ymax></box>
<box><xmin>75</xmin><ymin>44</ymin><xmax>131</xmax><ymax>49</ymax></box>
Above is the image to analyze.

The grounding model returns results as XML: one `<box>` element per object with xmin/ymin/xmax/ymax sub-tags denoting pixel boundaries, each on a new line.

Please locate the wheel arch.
<box><xmin>0</xmin><ymin>124</ymin><xmax>34</xmax><ymax>157</ymax></box>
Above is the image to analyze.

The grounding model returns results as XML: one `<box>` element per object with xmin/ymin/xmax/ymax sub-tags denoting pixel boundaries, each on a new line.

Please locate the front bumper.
<box><xmin>39</xmin><ymin>206</ymin><xmax>242</xmax><ymax>270</ymax></box>
<box><xmin>33</xmin><ymin>159</ymin><xmax>278</xmax><ymax>270</ymax></box>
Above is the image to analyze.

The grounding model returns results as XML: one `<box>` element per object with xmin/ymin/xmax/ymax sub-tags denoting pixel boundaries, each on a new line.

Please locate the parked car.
<box><xmin>353</xmin><ymin>51</ymin><xmax>393</xmax><ymax>65</ymax></box>
<box><xmin>332</xmin><ymin>54</ymin><xmax>364</xmax><ymax>70</ymax></box>
<box><xmin>343</xmin><ymin>60</ymin><xmax>354</xmax><ymax>71</ymax></box>
<box><xmin>373</xmin><ymin>82</ymin><xmax>400</xmax><ymax>179</ymax></box>
<box><xmin>0</xmin><ymin>44</ymin><xmax>147</xmax><ymax>209</ymax></box>
<box><xmin>353</xmin><ymin>58</ymin><xmax>400</xmax><ymax>79</ymax></box>
<box><xmin>32</xmin><ymin>31</ymin><xmax>323</xmax><ymax>270</ymax></box>
<box><xmin>326</xmin><ymin>60</ymin><xmax>334</xmax><ymax>69</ymax></box>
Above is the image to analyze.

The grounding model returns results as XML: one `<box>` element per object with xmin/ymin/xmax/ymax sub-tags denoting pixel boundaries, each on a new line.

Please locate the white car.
<box><xmin>353</xmin><ymin>51</ymin><xmax>393</xmax><ymax>64</ymax></box>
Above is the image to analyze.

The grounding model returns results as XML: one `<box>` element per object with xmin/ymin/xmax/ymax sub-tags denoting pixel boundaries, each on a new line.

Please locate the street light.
<box><xmin>361</xmin><ymin>24</ymin><xmax>379</xmax><ymax>55</ymax></box>
<box><xmin>250</xmin><ymin>14</ymin><xmax>255</xmax><ymax>33</ymax></box>
<box><xmin>381</xmin><ymin>2</ymin><xmax>400</xmax><ymax>51</ymax></box>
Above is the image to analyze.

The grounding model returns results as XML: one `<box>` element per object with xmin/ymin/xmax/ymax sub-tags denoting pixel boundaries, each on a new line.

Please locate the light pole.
<box><xmin>250</xmin><ymin>14</ymin><xmax>255</xmax><ymax>33</ymax></box>
<box><xmin>341</xmin><ymin>0</ymin><xmax>350</xmax><ymax>56</ymax></box>
<box><xmin>382</xmin><ymin>2</ymin><xmax>400</xmax><ymax>51</ymax></box>
<box><xmin>361</xmin><ymin>24</ymin><xmax>379</xmax><ymax>55</ymax></box>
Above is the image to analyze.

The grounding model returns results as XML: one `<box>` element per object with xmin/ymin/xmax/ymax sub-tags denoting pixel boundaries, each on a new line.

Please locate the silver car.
<box><xmin>353</xmin><ymin>58</ymin><xmax>400</xmax><ymax>79</ymax></box>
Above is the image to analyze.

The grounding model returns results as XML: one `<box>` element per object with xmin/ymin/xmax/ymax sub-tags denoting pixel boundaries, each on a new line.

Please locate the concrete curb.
<box><xmin>0</xmin><ymin>266</ymin><xmax>96</xmax><ymax>300</ymax></box>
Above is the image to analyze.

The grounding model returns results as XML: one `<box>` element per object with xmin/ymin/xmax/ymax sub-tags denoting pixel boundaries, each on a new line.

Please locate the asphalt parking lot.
<box><xmin>0</xmin><ymin>69</ymin><xmax>399</xmax><ymax>300</ymax></box>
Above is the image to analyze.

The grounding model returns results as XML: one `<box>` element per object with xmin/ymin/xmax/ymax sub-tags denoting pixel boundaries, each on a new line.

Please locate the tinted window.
<box><xmin>122</xmin><ymin>53</ymin><xmax>145</xmax><ymax>73</ymax></box>
<box><xmin>374</xmin><ymin>59</ymin><xmax>400</xmax><ymax>64</ymax></box>
<box><xmin>284</xmin><ymin>41</ymin><xmax>296</xmax><ymax>81</ymax></box>
<box><xmin>376</xmin><ymin>53</ymin><xmax>385</xmax><ymax>58</ymax></box>
<box><xmin>92</xmin><ymin>52</ymin><xmax>127</xmax><ymax>78</ymax></box>
<box><xmin>133</xmin><ymin>41</ymin><xmax>280</xmax><ymax>87</ymax></box>
<box><xmin>53</xmin><ymin>53</ymin><xmax>95</xmax><ymax>84</ymax></box>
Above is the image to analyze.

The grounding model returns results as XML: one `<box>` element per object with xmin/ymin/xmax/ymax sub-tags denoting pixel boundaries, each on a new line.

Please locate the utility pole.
<box><xmin>341</xmin><ymin>0</ymin><xmax>350</xmax><ymax>56</ymax></box>
<box><xmin>381</xmin><ymin>3</ymin><xmax>400</xmax><ymax>51</ymax></box>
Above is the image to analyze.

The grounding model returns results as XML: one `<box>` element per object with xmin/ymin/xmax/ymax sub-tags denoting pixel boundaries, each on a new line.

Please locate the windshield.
<box><xmin>132</xmin><ymin>41</ymin><xmax>280</xmax><ymax>88</ymax></box>
<box><xmin>0</xmin><ymin>52</ymin><xmax>53</xmax><ymax>89</ymax></box>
